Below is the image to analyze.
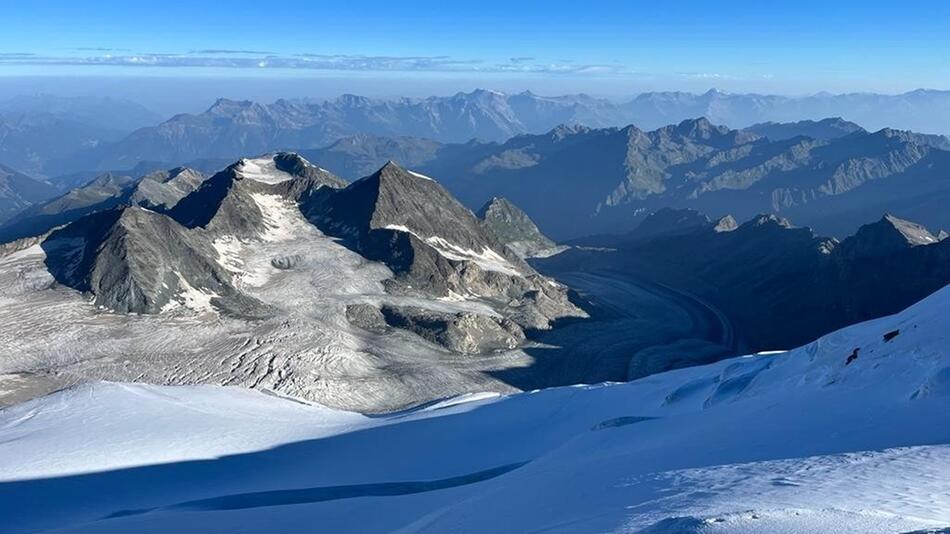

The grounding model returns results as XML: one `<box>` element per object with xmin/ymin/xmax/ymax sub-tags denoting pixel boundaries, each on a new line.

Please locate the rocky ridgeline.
<box><xmin>304</xmin><ymin>161</ymin><xmax>584</xmax><ymax>344</ymax></box>
<box><xmin>28</xmin><ymin>153</ymin><xmax>584</xmax><ymax>356</ymax></box>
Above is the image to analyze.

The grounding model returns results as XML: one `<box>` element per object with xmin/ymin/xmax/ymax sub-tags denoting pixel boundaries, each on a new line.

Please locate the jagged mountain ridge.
<box><xmin>404</xmin><ymin>118</ymin><xmax>950</xmax><ymax>239</ymax></box>
<box><xmin>625</xmin><ymin>88</ymin><xmax>950</xmax><ymax>134</ymax></box>
<box><xmin>62</xmin><ymin>90</ymin><xmax>622</xmax><ymax>172</ymax></box>
<box><xmin>745</xmin><ymin>117</ymin><xmax>865</xmax><ymax>141</ymax></box>
<box><xmin>0</xmin><ymin>167</ymin><xmax>206</xmax><ymax>243</ymax></box>
<box><xmin>9</xmin><ymin>87</ymin><xmax>950</xmax><ymax>177</ymax></box>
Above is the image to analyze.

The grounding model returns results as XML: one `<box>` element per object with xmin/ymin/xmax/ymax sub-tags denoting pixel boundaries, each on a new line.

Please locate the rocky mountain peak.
<box><xmin>713</xmin><ymin>215</ymin><xmax>739</xmax><ymax>232</ymax></box>
<box><xmin>476</xmin><ymin>196</ymin><xmax>561</xmax><ymax>258</ymax></box>
<box><xmin>747</xmin><ymin>213</ymin><xmax>794</xmax><ymax>229</ymax></box>
<box><xmin>205</xmin><ymin>98</ymin><xmax>255</xmax><ymax>115</ymax></box>
<box><xmin>41</xmin><ymin>205</ymin><xmax>244</xmax><ymax>315</ymax></box>
<box><xmin>549</xmin><ymin>123</ymin><xmax>592</xmax><ymax>141</ymax></box>
<box><xmin>836</xmin><ymin>213</ymin><xmax>939</xmax><ymax>260</ymax></box>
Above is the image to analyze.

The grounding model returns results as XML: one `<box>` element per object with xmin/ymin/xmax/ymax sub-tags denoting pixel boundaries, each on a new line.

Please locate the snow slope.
<box><xmin>1</xmin><ymin>286</ymin><xmax>949</xmax><ymax>533</ymax></box>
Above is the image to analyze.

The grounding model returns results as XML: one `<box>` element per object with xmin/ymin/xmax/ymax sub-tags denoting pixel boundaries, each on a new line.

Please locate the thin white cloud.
<box><xmin>0</xmin><ymin>51</ymin><xmax>628</xmax><ymax>75</ymax></box>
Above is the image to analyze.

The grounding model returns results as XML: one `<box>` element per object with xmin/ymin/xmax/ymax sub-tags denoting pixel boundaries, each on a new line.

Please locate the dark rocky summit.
<box><xmin>306</xmin><ymin>161</ymin><xmax>584</xmax><ymax>335</ymax></box>
<box><xmin>476</xmin><ymin>196</ymin><xmax>564</xmax><ymax>258</ymax></box>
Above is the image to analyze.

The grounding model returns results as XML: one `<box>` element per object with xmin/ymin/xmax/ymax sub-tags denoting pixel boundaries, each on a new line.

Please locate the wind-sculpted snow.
<box><xmin>1</xmin><ymin>286</ymin><xmax>948</xmax><ymax>532</ymax></box>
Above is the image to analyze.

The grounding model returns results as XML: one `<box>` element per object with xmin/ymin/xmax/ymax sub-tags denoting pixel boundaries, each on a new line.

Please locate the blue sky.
<box><xmin>1</xmin><ymin>0</ymin><xmax>949</xmax><ymax>104</ymax></box>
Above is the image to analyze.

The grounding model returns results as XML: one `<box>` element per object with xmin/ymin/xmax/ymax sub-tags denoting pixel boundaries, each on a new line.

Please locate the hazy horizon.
<box><xmin>3</xmin><ymin>0</ymin><xmax>950</xmax><ymax>115</ymax></box>
<box><xmin>3</xmin><ymin>75</ymin><xmax>949</xmax><ymax>119</ymax></box>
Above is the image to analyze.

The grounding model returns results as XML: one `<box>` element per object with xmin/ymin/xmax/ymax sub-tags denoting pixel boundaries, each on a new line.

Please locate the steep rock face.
<box><xmin>41</xmin><ymin>206</ymin><xmax>266</xmax><ymax>316</ymax></box>
<box><xmin>130</xmin><ymin>167</ymin><xmax>206</xmax><ymax>210</ymax></box>
<box><xmin>170</xmin><ymin>153</ymin><xmax>343</xmax><ymax>240</ymax></box>
<box><xmin>27</xmin><ymin>154</ymin><xmax>581</xmax><ymax>359</ymax></box>
<box><xmin>476</xmin><ymin>197</ymin><xmax>564</xmax><ymax>258</ymax></box>
<box><xmin>306</xmin><ymin>161</ymin><xmax>583</xmax><ymax>330</ymax></box>
<box><xmin>36</xmin><ymin>153</ymin><xmax>343</xmax><ymax>317</ymax></box>
<box><xmin>835</xmin><ymin>214</ymin><xmax>939</xmax><ymax>260</ymax></box>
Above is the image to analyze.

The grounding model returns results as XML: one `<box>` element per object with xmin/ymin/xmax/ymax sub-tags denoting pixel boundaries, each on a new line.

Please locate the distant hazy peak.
<box><xmin>746</xmin><ymin>213</ymin><xmax>795</xmax><ymax>229</ymax></box>
<box><xmin>713</xmin><ymin>215</ymin><xmax>738</xmax><ymax>232</ymax></box>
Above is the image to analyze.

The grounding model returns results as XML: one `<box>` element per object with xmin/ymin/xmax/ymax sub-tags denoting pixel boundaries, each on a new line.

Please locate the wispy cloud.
<box><xmin>190</xmin><ymin>49</ymin><xmax>276</xmax><ymax>55</ymax></box>
<box><xmin>678</xmin><ymin>72</ymin><xmax>738</xmax><ymax>80</ymax></box>
<box><xmin>71</xmin><ymin>47</ymin><xmax>131</xmax><ymax>52</ymax></box>
<box><xmin>0</xmin><ymin>50</ymin><xmax>628</xmax><ymax>75</ymax></box>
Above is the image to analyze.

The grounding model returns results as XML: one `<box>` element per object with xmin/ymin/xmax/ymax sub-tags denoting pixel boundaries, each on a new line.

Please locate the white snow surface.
<box><xmin>1</xmin><ymin>285</ymin><xmax>949</xmax><ymax>533</ymax></box>
<box><xmin>407</xmin><ymin>169</ymin><xmax>434</xmax><ymax>181</ymax></box>
<box><xmin>237</xmin><ymin>156</ymin><xmax>291</xmax><ymax>184</ymax></box>
<box><xmin>382</xmin><ymin>223</ymin><xmax>521</xmax><ymax>275</ymax></box>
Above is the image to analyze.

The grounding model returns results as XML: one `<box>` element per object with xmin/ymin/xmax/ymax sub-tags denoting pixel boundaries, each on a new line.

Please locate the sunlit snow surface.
<box><xmin>237</xmin><ymin>157</ymin><xmax>292</xmax><ymax>184</ymax></box>
<box><xmin>1</xmin><ymin>286</ymin><xmax>948</xmax><ymax>533</ymax></box>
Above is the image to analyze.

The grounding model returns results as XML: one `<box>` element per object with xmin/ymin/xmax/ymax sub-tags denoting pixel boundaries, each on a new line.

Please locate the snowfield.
<box><xmin>1</xmin><ymin>285</ymin><xmax>948</xmax><ymax>533</ymax></box>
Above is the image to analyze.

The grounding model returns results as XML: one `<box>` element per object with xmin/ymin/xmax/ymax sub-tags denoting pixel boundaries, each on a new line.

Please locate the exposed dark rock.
<box><xmin>836</xmin><ymin>214</ymin><xmax>939</xmax><ymax>260</ymax></box>
<box><xmin>379</xmin><ymin>305</ymin><xmax>526</xmax><ymax>354</ymax></box>
<box><xmin>305</xmin><ymin>161</ymin><xmax>584</xmax><ymax>330</ymax></box>
<box><xmin>41</xmin><ymin>205</ymin><xmax>269</xmax><ymax>317</ymax></box>
<box><xmin>345</xmin><ymin>303</ymin><xmax>387</xmax><ymax>333</ymax></box>
<box><xmin>476</xmin><ymin>196</ymin><xmax>563</xmax><ymax>258</ymax></box>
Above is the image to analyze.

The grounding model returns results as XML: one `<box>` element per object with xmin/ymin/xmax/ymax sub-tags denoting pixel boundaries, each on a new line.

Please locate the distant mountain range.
<box><xmin>12</xmin><ymin>87</ymin><xmax>948</xmax><ymax>177</ymax></box>
<box><xmin>0</xmin><ymin>164</ymin><xmax>60</xmax><ymax>224</ymax></box>
<box><xmin>300</xmin><ymin>118</ymin><xmax>950</xmax><ymax>240</ymax></box>
<box><xmin>625</xmin><ymin>88</ymin><xmax>950</xmax><ymax>133</ymax></box>
<box><xmin>54</xmin><ymin>90</ymin><xmax>620</xmax><ymax>172</ymax></box>
<box><xmin>0</xmin><ymin>95</ymin><xmax>163</xmax><ymax>175</ymax></box>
